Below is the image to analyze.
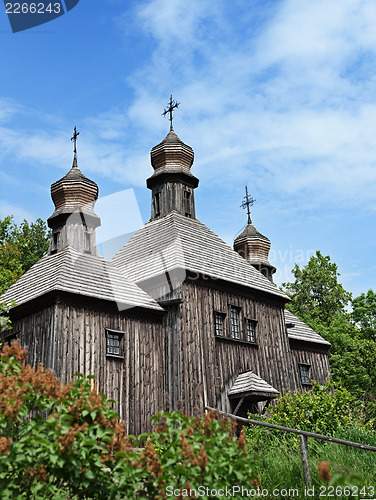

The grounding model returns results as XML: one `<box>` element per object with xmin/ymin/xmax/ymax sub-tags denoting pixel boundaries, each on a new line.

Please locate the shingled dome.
<box><xmin>150</xmin><ymin>128</ymin><xmax>194</xmax><ymax>173</ymax></box>
<box><xmin>48</xmin><ymin>159</ymin><xmax>99</xmax><ymax>224</ymax></box>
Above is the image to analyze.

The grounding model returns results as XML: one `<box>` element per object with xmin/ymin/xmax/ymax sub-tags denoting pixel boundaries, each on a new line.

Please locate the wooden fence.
<box><xmin>205</xmin><ymin>406</ymin><xmax>376</xmax><ymax>486</ymax></box>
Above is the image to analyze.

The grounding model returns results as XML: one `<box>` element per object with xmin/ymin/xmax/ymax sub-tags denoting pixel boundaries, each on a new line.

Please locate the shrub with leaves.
<box><xmin>0</xmin><ymin>342</ymin><xmax>144</xmax><ymax>499</ymax></box>
<box><xmin>245</xmin><ymin>381</ymin><xmax>374</xmax><ymax>450</ymax></box>
<box><xmin>0</xmin><ymin>302</ymin><xmax>13</xmax><ymax>332</ymax></box>
<box><xmin>133</xmin><ymin>411</ymin><xmax>258</xmax><ymax>498</ymax></box>
<box><xmin>0</xmin><ymin>342</ymin><xmax>257</xmax><ymax>499</ymax></box>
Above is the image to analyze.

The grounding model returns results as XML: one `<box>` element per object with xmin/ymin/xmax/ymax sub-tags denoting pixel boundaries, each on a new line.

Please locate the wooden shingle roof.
<box><xmin>0</xmin><ymin>246</ymin><xmax>163</xmax><ymax>312</ymax></box>
<box><xmin>228</xmin><ymin>371</ymin><xmax>279</xmax><ymax>398</ymax></box>
<box><xmin>111</xmin><ymin>211</ymin><xmax>288</xmax><ymax>300</ymax></box>
<box><xmin>285</xmin><ymin>309</ymin><xmax>331</xmax><ymax>346</ymax></box>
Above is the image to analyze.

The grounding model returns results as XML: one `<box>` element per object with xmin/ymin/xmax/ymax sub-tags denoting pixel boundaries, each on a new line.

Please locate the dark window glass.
<box><xmin>184</xmin><ymin>191</ymin><xmax>191</xmax><ymax>215</ymax></box>
<box><xmin>155</xmin><ymin>192</ymin><xmax>161</xmax><ymax>216</ymax></box>
<box><xmin>214</xmin><ymin>312</ymin><xmax>224</xmax><ymax>336</ymax></box>
<box><xmin>299</xmin><ymin>364</ymin><xmax>310</xmax><ymax>384</ymax></box>
<box><xmin>52</xmin><ymin>232</ymin><xmax>60</xmax><ymax>252</ymax></box>
<box><xmin>246</xmin><ymin>319</ymin><xmax>256</xmax><ymax>343</ymax></box>
<box><xmin>230</xmin><ymin>306</ymin><xmax>240</xmax><ymax>339</ymax></box>
<box><xmin>107</xmin><ymin>332</ymin><xmax>120</xmax><ymax>355</ymax></box>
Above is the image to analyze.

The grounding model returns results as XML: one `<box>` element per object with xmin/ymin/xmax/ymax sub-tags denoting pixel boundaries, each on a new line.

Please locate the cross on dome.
<box><xmin>162</xmin><ymin>95</ymin><xmax>180</xmax><ymax>130</ymax></box>
<box><xmin>240</xmin><ymin>186</ymin><xmax>256</xmax><ymax>224</ymax></box>
<box><xmin>71</xmin><ymin>126</ymin><xmax>79</xmax><ymax>154</ymax></box>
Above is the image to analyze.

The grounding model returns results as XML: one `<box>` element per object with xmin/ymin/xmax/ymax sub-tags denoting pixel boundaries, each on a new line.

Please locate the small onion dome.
<box><xmin>235</xmin><ymin>223</ymin><xmax>270</xmax><ymax>243</ymax></box>
<box><xmin>234</xmin><ymin>222</ymin><xmax>273</xmax><ymax>267</ymax></box>
<box><xmin>48</xmin><ymin>160</ymin><xmax>100</xmax><ymax>228</ymax></box>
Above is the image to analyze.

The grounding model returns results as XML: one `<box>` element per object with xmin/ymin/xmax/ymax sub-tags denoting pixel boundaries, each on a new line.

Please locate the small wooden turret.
<box><xmin>47</xmin><ymin>127</ymin><xmax>101</xmax><ymax>256</ymax></box>
<box><xmin>234</xmin><ymin>187</ymin><xmax>276</xmax><ymax>282</ymax></box>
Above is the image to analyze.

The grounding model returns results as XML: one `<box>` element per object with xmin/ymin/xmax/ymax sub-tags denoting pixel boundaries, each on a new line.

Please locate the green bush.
<box><xmin>246</xmin><ymin>381</ymin><xmax>373</xmax><ymax>446</ymax></box>
<box><xmin>0</xmin><ymin>342</ymin><xmax>258</xmax><ymax>499</ymax></box>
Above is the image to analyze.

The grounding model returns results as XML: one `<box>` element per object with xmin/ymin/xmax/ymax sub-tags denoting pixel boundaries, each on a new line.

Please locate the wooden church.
<box><xmin>0</xmin><ymin>108</ymin><xmax>331</xmax><ymax>436</ymax></box>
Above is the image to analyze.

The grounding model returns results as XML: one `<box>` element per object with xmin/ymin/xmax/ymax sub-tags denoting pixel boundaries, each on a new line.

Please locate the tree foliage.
<box><xmin>282</xmin><ymin>251</ymin><xmax>376</xmax><ymax>408</ymax></box>
<box><xmin>282</xmin><ymin>250</ymin><xmax>351</xmax><ymax>326</ymax></box>
<box><xmin>0</xmin><ymin>302</ymin><xmax>13</xmax><ymax>333</ymax></box>
<box><xmin>352</xmin><ymin>289</ymin><xmax>376</xmax><ymax>341</ymax></box>
<box><xmin>0</xmin><ymin>216</ymin><xmax>50</xmax><ymax>296</ymax></box>
<box><xmin>0</xmin><ymin>342</ymin><xmax>257</xmax><ymax>499</ymax></box>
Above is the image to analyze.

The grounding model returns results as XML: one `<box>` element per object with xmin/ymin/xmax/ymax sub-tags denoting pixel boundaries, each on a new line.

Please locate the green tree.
<box><xmin>352</xmin><ymin>289</ymin><xmax>376</xmax><ymax>341</ymax></box>
<box><xmin>314</xmin><ymin>316</ymin><xmax>376</xmax><ymax>404</ymax></box>
<box><xmin>282</xmin><ymin>250</ymin><xmax>351</xmax><ymax>326</ymax></box>
<box><xmin>0</xmin><ymin>216</ymin><xmax>50</xmax><ymax>295</ymax></box>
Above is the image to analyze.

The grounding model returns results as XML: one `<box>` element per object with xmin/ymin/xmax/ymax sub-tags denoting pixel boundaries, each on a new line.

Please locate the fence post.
<box><xmin>300</xmin><ymin>434</ymin><xmax>311</xmax><ymax>487</ymax></box>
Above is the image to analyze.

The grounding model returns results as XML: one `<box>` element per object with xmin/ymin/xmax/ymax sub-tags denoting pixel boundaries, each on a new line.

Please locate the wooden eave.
<box><xmin>289</xmin><ymin>337</ymin><xmax>331</xmax><ymax>354</ymax></box>
<box><xmin>8</xmin><ymin>290</ymin><xmax>165</xmax><ymax>323</ymax></box>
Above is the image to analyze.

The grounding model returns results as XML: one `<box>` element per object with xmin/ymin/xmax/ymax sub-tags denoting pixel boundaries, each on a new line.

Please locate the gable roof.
<box><xmin>111</xmin><ymin>211</ymin><xmax>288</xmax><ymax>300</ymax></box>
<box><xmin>228</xmin><ymin>371</ymin><xmax>279</xmax><ymax>398</ymax></box>
<box><xmin>0</xmin><ymin>246</ymin><xmax>163</xmax><ymax>312</ymax></box>
<box><xmin>285</xmin><ymin>309</ymin><xmax>331</xmax><ymax>346</ymax></box>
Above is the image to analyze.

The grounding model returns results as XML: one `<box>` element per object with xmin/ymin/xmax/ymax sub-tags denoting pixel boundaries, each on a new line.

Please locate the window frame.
<box><xmin>245</xmin><ymin>318</ymin><xmax>257</xmax><ymax>343</ymax></box>
<box><xmin>184</xmin><ymin>191</ymin><xmax>191</xmax><ymax>216</ymax></box>
<box><xmin>214</xmin><ymin>311</ymin><xmax>226</xmax><ymax>337</ymax></box>
<box><xmin>230</xmin><ymin>306</ymin><xmax>241</xmax><ymax>340</ymax></box>
<box><xmin>299</xmin><ymin>363</ymin><xmax>311</xmax><ymax>385</ymax></box>
<box><xmin>154</xmin><ymin>192</ymin><xmax>161</xmax><ymax>217</ymax></box>
<box><xmin>51</xmin><ymin>231</ymin><xmax>60</xmax><ymax>254</ymax></box>
<box><xmin>105</xmin><ymin>329</ymin><xmax>125</xmax><ymax>359</ymax></box>
<box><xmin>83</xmin><ymin>231</ymin><xmax>91</xmax><ymax>253</ymax></box>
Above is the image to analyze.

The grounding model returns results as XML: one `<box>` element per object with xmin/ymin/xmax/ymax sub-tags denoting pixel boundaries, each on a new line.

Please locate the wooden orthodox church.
<box><xmin>0</xmin><ymin>111</ymin><xmax>331</xmax><ymax>436</ymax></box>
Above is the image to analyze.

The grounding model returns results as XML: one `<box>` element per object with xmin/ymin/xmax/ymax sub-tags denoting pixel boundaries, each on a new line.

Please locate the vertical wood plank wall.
<box><xmin>8</xmin><ymin>282</ymin><xmax>331</xmax><ymax>435</ymax></box>
<box><xmin>179</xmin><ymin>281</ymin><xmax>298</xmax><ymax>415</ymax></box>
<box><xmin>290</xmin><ymin>346</ymin><xmax>331</xmax><ymax>389</ymax></box>
<box><xmin>11</xmin><ymin>301</ymin><xmax>166</xmax><ymax>436</ymax></box>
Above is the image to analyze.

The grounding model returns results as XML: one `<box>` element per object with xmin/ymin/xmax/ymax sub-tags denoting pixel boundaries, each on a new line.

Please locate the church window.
<box><xmin>299</xmin><ymin>364</ymin><xmax>311</xmax><ymax>385</ymax></box>
<box><xmin>184</xmin><ymin>191</ymin><xmax>191</xmax><ymax>216</ymax></box>
<box><xmin>84</xmin><ymin>231</ymin><xmax>91</xmax><ymax>252</ymax></box>
<box><xmin>214</xmin><ymin>312</ymin><xmax>225</xmax><ymax>336</ymax></box>
<box><xmin>51</xmin><ymin>231</ymin><xmax>60</xmax><ymax>253</ymax></box>
<box><xmin>155</xmin><ymin>192</ymin><xmax>161</xmax><ymax>217</ymax></box>
<box><xmin>246</xmin><ymin>319</ymin><xmax>257</xmax><ymax>343</ymax></box>
<box><xmin>230</xmin><ymin>306</ymin><xmax>241</xmax><ymax>339</ymax></box>
<box><xmin>106</xmin><ymin>329</ymin><xmax>124</xmax><ymax>358</ymax></box>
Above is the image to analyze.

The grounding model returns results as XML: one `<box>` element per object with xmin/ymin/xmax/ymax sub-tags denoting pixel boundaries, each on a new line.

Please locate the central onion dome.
<box><xmin>147</xmin><ymin>127</ymin><xmax>199</xmax><ymax>220</ymax></box>
<box><xmin>150</xmin><ymin>128</ymin><xmax>194</xmax><ymax>172</ymax></box>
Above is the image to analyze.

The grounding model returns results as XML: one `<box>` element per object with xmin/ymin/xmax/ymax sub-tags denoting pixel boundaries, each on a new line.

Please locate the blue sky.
<box><xmin>0</xmin><ymin>0</ymin><xmax>375</xmax><ymax>298</ymax></box>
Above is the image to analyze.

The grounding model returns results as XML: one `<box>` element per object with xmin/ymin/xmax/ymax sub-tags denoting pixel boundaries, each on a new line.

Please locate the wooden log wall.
<box><xmin>290</xmin><ymin>345</ymin><xmax>331</xmax><ymax>390</ymax></box>
<box><xmin>9</xmin><ymin>299</ymin><xmax>166</xmax><ymax>437</ymax></box>
<box><xmin>178</xmin><ymin>281</ymin><xmax>298</xmax><ymax>416</ymax></box>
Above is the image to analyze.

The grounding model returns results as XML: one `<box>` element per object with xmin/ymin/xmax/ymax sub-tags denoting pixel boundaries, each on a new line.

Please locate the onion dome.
<box><xmin>47</xmin><ymin>157</ymin><xmax>100</xmax><ymax>229</ymax></box>
<box><xmin>234</xmin><ymin>223</ymin><xmax>276</xmax><ymax>282</ymax></box>
<box><xmin>147</xmin><ymin>128</ymin><xmax>198</xmax><ymax>189</ymax></box>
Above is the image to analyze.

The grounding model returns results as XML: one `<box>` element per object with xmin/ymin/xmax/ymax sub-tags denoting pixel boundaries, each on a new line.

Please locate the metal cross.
<box><xmin>240</xmin><ymin>186</ymin><xmax>256</xmax><ymax>224</ymax></box>
<box><xmin>71</xmin><ymin>126</ymin><xmax>80</xmax><ymax>154</ymax></box>
<box><xmin>162</xmin><ymin>95</ymin><xmax>180</xmax><ymax>129</ymax></box>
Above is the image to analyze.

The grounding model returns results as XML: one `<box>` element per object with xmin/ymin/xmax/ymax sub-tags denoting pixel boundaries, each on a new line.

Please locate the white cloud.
<box><xmin>0</xmin><ymin>203</ymin><xmax>34</xmax><ymax>224</ymax></box>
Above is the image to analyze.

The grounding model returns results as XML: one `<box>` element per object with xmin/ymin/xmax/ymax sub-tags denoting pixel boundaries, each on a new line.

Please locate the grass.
<box><xmin>246</xmin><ymin>426</ymin><xmax>376</xmax><ymax>499</ymax></box>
